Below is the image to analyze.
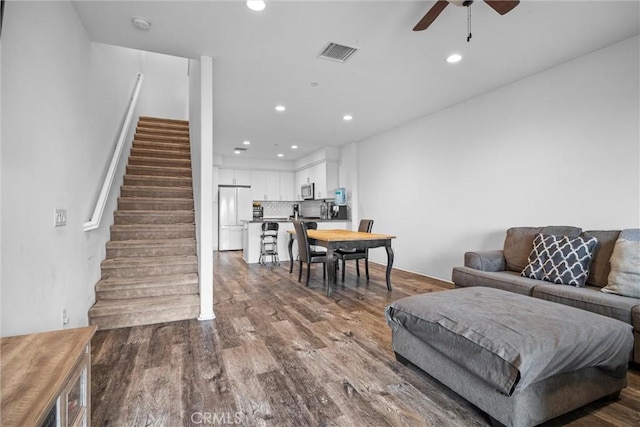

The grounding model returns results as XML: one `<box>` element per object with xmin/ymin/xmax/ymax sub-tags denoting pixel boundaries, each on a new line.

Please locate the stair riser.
<box><xmin>96</xmin><ymin>283</ymin><xmax>199</xmax><ymax>300</ymax></box>
<box><xmin>133</xmin><ymin>140</ymin><xmax>190</xmax><ymax>153</ymax></box>
<box><xmin>135</xmin><ymin>134</ymin><xmax>190</xmax><ymax>144</ymax></box>
<box><xmin>89</xmin><ymin>306</ymin><xmax>199</xmax><ymax>330</ymax></box>
<box><xmin>102</xmin><ymin>263</ymin><xmax>197</xmax><ymax>278</ymax></box>
<box><xmin>126</xmin><ymin>165</ymin><xmax>192</xmax><ymax>178</ymax></box>
<box><xmin>117</xmin><ymin>199</ymin><xmax>194</xmax><ymax>211</ymax></box>
<box><xmin>106</xmin><ymin>245</ymin><xmax>196</xmax><ymax>258</ymax></box>
<box><xmin>139</xmin><ymin>117</ymin><xmax>189</xmax><ymax>126</ymax></box>
<box><xmin>114</xmin><ymin>213</ymin><xmax>195</xmax><ymax>225</ymax></box>
<box><xmin>110</xmin><ymin>228</ymin><xmax>195</xmax><ymax>241</ymax></box>
<box><xmin>120</xmin><ymin>187</ymin><xmax>193</xmax><ymax>199</ymax></box>
<box><xmin>128</xmin><ymin>156</ymin><xmax>192</xmax><ymax>168</ymax></box>
<box><xmin>136</xmin><ymin>126</ymin><xmax>189</xmax><ymax>136</ymax></box>
<box><xmin>130</xmin><ymin>148</ymin><xmax>191</xmax><ymax>160</ymax></box>
<box><xmin>123</xmin><ymin>176</ymin><xmax>192</xmax><ymax>188</ymax></box>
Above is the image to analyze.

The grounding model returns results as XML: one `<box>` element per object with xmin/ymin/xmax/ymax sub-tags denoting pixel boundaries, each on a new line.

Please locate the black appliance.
<box><xmin>252</xmin><ymin>205</ymin><xmax>263</xmax><ymax>219</ymax></box>
<box><xmin>292</xmin><ymin>204</ymin><xmax>300</xmax><ymax>219</ymax></box>
<box><xmin>331</xmin><ymin>205</ymin><xmax>348</xmax><ymax>220</ymax></box>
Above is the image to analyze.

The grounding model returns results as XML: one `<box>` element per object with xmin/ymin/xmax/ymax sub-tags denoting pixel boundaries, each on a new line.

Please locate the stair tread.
<box><xmin>121</xmin><ymin>185</ymin><xmax>193</xmax><ymax>191</ymax></box>
<box><xmin>97</xmin><ymin>273</ymin><xmax>199</xmax><ymax>287</ymax></box>
<box><xmin>89</xmin><ymin>294</ymin><xmax>199</xmax><ymax>315</ymax></box>
<box><xmin>110</xmin><ymin>223</ymin><xmax>195</xmax><ymax>230</ymax></box>
<box><xmin>127</xmin><ymin>164</ymin><xmax>192</xmax><ymax>171</ymax></box>
<box><xmin>130</xmin><ymin>155</ymin><xmax>191</xmax><ymax>161</ymax></box>
<box><xmin>117</xmin><ymin>196</ymin><xmax>194</xmax><ymax>202</ymax></box>
<box><xmin>102</xmin><ymin>254</ymin><xmax>197</xmax><ymax>266</ymax></box>
<box><xmin>115</xmin><ymin>210</ymin><xmax>194</xmax><ymax>215</ymax></box>
<box><xmin>107</xmin><ymin>238</ymin><xmax>195</xmax><ymax>247</ymax></box>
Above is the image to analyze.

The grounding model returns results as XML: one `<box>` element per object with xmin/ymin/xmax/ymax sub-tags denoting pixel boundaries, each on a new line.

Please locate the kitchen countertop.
<box><xmin>245</xmin><ymin>217</ymin><xmax>350</xmax><ymax>223</ymax></box>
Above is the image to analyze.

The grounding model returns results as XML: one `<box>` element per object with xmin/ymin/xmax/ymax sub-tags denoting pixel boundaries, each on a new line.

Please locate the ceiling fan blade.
<box><xmin>413</xmin><ymin>0</ymin><xmax>449</xmax><ymax>31</ymax></box>
<box><xmin>484</xmin><ymin>0</ymin><xmax>520</xmax><ymax>15</ymax></box>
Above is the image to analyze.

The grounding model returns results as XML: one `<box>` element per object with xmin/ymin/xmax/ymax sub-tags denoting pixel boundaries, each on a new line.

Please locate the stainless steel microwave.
<box><xmin>301</xmin><ymin>183</ymin><xmax>314</xmax><ymax>200</ymax></box>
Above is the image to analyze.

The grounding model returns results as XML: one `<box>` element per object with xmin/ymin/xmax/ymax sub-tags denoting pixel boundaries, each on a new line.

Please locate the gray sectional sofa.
<box><xmin>452</xmin><ymin>226</ymin><xmax>640</xmax><ymax>364</ymax></box>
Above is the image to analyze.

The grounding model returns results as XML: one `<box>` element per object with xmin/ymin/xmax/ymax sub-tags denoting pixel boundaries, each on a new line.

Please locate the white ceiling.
<box><xmin>72</xmin><ymin>1</ymin><xmax>640</xmax><ymax>161</ymax></box>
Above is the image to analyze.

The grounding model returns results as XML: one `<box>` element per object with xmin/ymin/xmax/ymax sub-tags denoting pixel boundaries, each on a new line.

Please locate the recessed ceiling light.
<box><xmin>343</xmin><ymin>115</ymin><xmax>353</xmax><ymax>121</ymax></box>
<box><xmin>234</xmin><ymin>150</ymin><xmax>241</xmax><ymax>154</ymax></box>
<box><xmin>446</xmin><ymin>53</ymin><xmax>462</xmax><ymax>63</ymax></box>
<box><xmin>291</xmin><ymin>145</ymin><xmax>298</xmax><ymax>149</ymax></box>
<box><xmin>246</xmin><ymin>1</ymin><xmax>266</xmax><ymax>12</ymax></box>
<box><xmin>243</xmin><ymin>140</ymin><xmax>251</xmax><ymax>145</ymax></box>
<box><xmin>131</xmin><ymin>17</ymin><xmax>151</xmax><ymax>31</ymax></box>
<box><xmin>275</xmin><ymin>105</ymin><xmax>286</xmax><ymax>112</ymax></box>
<box><xmin>277</xmin><ymin>153</ymin><xmax>284</xmax><ymax>158</ymax></box>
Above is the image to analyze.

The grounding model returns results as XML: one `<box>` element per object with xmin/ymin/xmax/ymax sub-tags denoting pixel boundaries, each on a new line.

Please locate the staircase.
<box><xmin>89</xmin><ymin>116</ymin><xmax>200</xmax><ymax>330</ymax></box>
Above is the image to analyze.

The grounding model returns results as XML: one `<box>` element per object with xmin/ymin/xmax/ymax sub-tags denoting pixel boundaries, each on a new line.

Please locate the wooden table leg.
<box><xmin>385</xmin><ymin>244</ymin><xmax>394</xmax><ymax>291</ymax></box>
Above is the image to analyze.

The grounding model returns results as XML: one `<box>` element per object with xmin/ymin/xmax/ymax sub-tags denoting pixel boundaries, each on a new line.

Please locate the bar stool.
<box><xmin>259</xmin><ymin>222</ymin><xmax>279</xmax><ymax>265</ymax></box>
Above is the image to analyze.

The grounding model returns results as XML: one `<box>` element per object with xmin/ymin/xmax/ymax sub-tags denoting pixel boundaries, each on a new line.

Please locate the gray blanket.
<box><xmin>386</xmin><ymin>287</ymin><xmax>633</xmax><ymax>395</ymax></box>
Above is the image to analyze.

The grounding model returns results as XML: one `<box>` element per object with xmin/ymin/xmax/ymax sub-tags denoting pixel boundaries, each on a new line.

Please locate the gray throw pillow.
<box><xmin>521</xmin><ymin>234</ymin><xmax>598</xmax><ymax>287</ymax></box>
<box><xmin>602</xmin><ymin>229</ymin><xmax>640</xmax><ymax>298</ymax></box>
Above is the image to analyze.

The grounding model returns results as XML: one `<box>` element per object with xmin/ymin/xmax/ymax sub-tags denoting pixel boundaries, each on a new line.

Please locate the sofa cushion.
<box><xmin>522</xmin><ymin>234</ymin><xmax>598</xmax><ymax>287</ymax></box>
<box><xmin>601</xmin><ymin>229</ymin><xmax>640</xmax><ymax>298</ymax></box>
<box><xmin>583</xmin><ymin>230</ymin><xmax>620</xmax><ymax>287</ymax></box>
<box><xmin>452</xmin><ymin>267</ymin><xmax>540</xmax><ymax>296</ymax></box>
<box><xmin>532</xmin><ymin>284</ymin><xmax>638</xmax><ymax>324</ymax></box>
<box><xmin>503</xmin><ymin>226</ymin><xmax>582</xmax><ymax>272</ymax></box>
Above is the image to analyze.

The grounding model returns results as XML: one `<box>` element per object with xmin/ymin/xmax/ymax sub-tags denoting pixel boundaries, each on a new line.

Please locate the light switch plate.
<box><xmin>54</xmin><ymin>208</ymin><xmax>67</xmax><ymax>227</ymax></box>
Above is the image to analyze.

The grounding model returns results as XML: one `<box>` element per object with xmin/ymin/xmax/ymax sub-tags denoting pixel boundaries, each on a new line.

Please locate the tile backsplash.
<box><xmin>258</xmin><ymin>200</ymin><xmax>344</xmax><ymax>219</ymax></box>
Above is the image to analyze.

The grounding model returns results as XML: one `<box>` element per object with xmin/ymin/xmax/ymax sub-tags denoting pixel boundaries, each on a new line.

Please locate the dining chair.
<box><xmin>335</xmin><ymin>219</ymin><xmax>374</xmax><ymax>282</ymax></box>
<box><xmin>293</xmin><ymin>220</ymin><xmax>337</xmax><ymax>286</ymax></box>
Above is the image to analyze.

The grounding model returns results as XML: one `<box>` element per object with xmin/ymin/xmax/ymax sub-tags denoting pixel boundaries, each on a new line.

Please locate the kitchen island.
<box><xmin>242</xmin><ymin>218</ymin><xmax>351</xmax><ymax>264</ymax></box>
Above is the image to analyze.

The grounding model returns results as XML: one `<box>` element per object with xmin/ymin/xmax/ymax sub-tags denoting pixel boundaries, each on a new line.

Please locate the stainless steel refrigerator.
<box><xmin>218</xmin><ymin>186</ymin><xmax>252</xmax><ymax>250</ymax></box>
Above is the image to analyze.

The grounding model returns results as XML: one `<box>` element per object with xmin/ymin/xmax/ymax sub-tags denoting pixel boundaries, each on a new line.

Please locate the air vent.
<box><xmin>317</xmin><ymin>42</ymin><xmax>358</xmax><ymax>63</ymax></box>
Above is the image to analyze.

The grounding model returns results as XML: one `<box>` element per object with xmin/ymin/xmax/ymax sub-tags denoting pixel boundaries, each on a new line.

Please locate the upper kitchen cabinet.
<box><xmin>219</xmin><ymin>168</ymin><xmax>251</xmax><ymax>186</ymax></box>
<box><xmin>295</xmin><ymin>161</ymin><xmax>338</xmax><ymax>200</ymax></box>
<box><xmin>251</xmin><ymin>171</ymin><xmax>295</xmax><ymax>200</ymax></box>
<box><xmin>279</xmin><ymin>172</ymin><xmax>295</xmax><ymax>200</ymax></box>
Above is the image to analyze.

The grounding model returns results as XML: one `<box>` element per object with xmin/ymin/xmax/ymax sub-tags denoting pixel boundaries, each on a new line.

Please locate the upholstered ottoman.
<box><xmin>386</xmin><ymin>287</ymin><xmax>634</xmax><ymax>427</ymax></box>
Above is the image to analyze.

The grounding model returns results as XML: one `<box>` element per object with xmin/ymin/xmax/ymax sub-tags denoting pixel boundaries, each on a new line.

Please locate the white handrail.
<box><xmin>84</xmin><ymin>73</ymin><xmax>144</xmax><ymax>231</ymax></box>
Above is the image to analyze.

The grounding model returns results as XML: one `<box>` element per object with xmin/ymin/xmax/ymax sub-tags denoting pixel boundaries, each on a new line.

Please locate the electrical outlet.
<box><xmin>62</xmin><ymin>309</ymin><xmax>69</xmax><ymax>326</ymax></box>
<box><xmin>54</xmin><ymin>208</ymin><xmax>67</xmax><ymax>227</ymax></box>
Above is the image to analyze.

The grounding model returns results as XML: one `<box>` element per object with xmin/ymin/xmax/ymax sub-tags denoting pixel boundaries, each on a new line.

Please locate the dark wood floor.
<box><xmin>91</xmin><ymin>251</ymin><xmax>640</xmax><ymax>426</ymax></box>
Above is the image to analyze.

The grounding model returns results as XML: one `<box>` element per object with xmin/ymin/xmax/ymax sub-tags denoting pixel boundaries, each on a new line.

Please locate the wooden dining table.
<box><xmin>287</xmin><ymin>228</ymin><xmax>396</xmax><ymax>296</ymax></box>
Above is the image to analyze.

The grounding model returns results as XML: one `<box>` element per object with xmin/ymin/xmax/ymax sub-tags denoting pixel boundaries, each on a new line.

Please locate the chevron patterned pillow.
<box><xmin>521</xmin><ymin>234</ymin><xmax>599</xmax><ymax>287</ymax></box>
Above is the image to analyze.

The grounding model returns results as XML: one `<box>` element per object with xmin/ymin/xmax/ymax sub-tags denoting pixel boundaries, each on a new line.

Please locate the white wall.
<box><xmin>138</xmin><ymin>51</ymin><xmax>189</xmax><ymax>120</ymax></box>
<box><xmin>0</xmin><ymin>2</ymin><xmax>191</xmax><ymax>337</ymax></box>
<box><xmin>1</xmin><ymin>1</ymin><xmax>96</xmax><ymax>336</ymax></box>
<box><xmin>190</xmin><ymin>56</ymin><xmax>215</xmax><ymax>320</ymax></box>
<box><xmin>357</xmin><ymin>36</ymin><xmax>640</xmax><ymax>281</ymax></box>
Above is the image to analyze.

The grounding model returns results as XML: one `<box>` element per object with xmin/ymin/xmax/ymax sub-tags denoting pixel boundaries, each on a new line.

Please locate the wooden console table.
<box><xmin>1</xmin><ymin>326</ymin><xmax>97</xmax><ymax>427</ymax></box>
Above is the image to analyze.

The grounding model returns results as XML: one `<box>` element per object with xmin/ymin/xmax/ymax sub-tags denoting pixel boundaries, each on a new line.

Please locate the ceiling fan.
<box><xmin>413</xmin><ymin>0</ymin><xmax>520</xmax><ymax>32</ymax></box>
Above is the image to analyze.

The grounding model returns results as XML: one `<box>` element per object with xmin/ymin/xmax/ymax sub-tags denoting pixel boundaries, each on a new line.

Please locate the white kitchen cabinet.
<box><xmin>251</xmin><ymin>171</ymin><xmax>291</xmax><ymax>200</ymax></box>
<box><xmin>250</xmin><ymin>171</ymin><xmax>266</xmax><ymax>199</ymax></box>
<box><xmin>279</xmin><ymin>172</ymin><xmax>295</xmax><ymax>200</ymax></box>
<box><xmin>265</xmin><ymin>171</ymin><xmax>280</xmax><ymax>200</ymax></box>
<box><xmin>295</xmin><ymin>161</ymin><xmax>338</xmax><ymax>200</ymax></box>
<box><xmin>219</xmin><ymin>169</ymin><xmax>251</xmax><ymax>186</ymax></box>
